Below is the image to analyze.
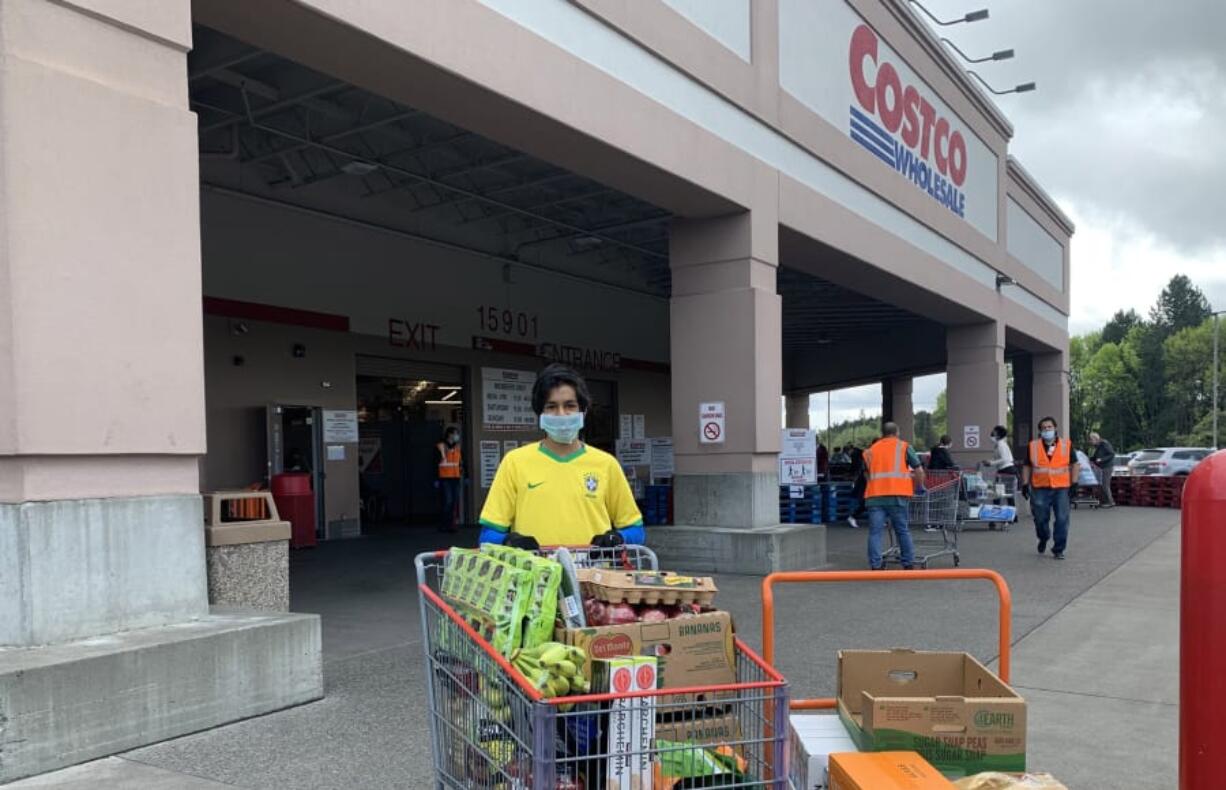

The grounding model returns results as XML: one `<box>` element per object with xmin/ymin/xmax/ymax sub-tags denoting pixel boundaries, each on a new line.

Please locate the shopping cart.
<box><xmin>882</xmin><ymin>476</ymin><xmax>962</xmax><ymax>568</ymax></box>
<box><xmin>1071</xmin><ymin>464</ymin><xmax>1105</xmax><ymax>509</ymax></box>
<box><xmin>960</xmin><ymin>470</ymin><xmax>1020</xmax><ymax>531</ymax></box>
<box><xmin>415</xmin><ymin>547</ymin><xmax>792</xmax><ymax>789</ymax></box>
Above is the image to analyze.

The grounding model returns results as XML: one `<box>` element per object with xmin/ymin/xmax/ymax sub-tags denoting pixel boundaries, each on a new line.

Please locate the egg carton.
<box><xmin>578</xmin><ymin>569</ymin><xmax>718</xmax><ymax>607</ymax></box>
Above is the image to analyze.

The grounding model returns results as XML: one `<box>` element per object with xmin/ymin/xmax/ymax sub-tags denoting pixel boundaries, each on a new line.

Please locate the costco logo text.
<box><xmin>849</xmin><ymin>24</ymin><xmax>968</xmax><ymax>218</ymax></box>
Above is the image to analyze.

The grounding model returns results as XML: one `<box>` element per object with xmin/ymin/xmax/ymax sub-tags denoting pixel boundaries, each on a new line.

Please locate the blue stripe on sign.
<box><xmin>850</xmin><ymin>130</ymin><xmax>896</xmax><ymax>167</ymax></box>
<box><xmin>850</xmin><ymin>118</ymin><xmax>895</xmax><ymax>161</ymax></box>
<box><xmin>849</xmin><ymin>106</ymin><xmax>896</xmax><ymax>149</ymax></box>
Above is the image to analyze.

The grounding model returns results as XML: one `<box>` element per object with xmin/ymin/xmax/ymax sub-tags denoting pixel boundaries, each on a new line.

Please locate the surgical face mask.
<box><xmin>446</xmin><ymin>434</ymin><xmax>459</xmax><ymax>446</ymax></box>
<box><xmin>540</xmin><ymin>412</ymin><xmax>584</xmax><ymax>444</ymax></box>
<box><xmin>1041</xmin><ymin>429</ymin><xmax>1057</xmax><ymax>442</ymax></box>
<box><xmin>991</xmin><ymin>435</ymin><xmax>1001</xmax><ymax>445</ymax></box>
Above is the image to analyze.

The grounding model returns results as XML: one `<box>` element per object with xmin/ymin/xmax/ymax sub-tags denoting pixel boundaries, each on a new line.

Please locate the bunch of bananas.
<box><xmin>510</xmin><ymin>642</ymin><xmax>589</xmax><ymax>699</ymax></box>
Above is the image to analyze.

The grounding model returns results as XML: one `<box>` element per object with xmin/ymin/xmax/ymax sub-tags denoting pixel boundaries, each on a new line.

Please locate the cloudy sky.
<box><xmin>809</xmin><ymin>0</ymin><xmax>1226</xmax><ymax>428</ymax></box>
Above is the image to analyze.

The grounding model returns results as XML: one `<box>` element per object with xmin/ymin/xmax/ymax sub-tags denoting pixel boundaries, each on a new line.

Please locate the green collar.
<box><xmin>538</xmin><ymin>442</ymin><xmax>587</xmax><ymax>463</ymax></box>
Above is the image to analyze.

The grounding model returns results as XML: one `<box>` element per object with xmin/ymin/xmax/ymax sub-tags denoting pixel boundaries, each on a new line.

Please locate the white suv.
<box><xmin>1128</xmin><ymin>447</ymin><xmax>1214</xmax><ymax>477</ymax></box>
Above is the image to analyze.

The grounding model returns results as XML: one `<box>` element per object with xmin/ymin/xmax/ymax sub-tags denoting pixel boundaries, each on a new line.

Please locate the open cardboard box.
<box><xmin>837</xmin><ymin>649</ymin><xmax>1026</xmax><ymax>778</ymax></box>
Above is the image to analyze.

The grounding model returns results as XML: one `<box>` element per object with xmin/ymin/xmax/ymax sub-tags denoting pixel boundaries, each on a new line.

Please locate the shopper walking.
<box><xmin>846</xmin><ymin>443</ymin><xmax>867</xmax><ymax>527</ymax></box>
<box><xmin>981</xmin><ymin>425</ymin><xmax>1021</xmax><ymax>511</ymax></box>
<box><xmin>436</xmin><ymin>425</ymin><xmax>463</xmax><ymax>533</ymax></box>
<box><xmin>1088</xmin><ymin>432</ymin><xmax>1116</xmax><ymax>507</ymax></box>
<box><xmin>1021</xmin><ymin>417</ymin><xmax>1080</xmax><ymax>560</ymax></box>
<box><xmin>863</xmin><ymin>422</ymin><xmax>926</xmax><ymax>570</ymax></box>
<box><xmin>478</xmin><ymin>364</ymin><xmax>644</xmax><ymax>548</ymax></box>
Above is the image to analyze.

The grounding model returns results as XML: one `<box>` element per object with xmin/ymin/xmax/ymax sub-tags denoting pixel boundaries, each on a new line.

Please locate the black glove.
<box><xmin>591</xmin><ymin>530</ymin><xmax>625</xmax><ymax>548</ymax></box>
<box><xmin>505</xmin><ymin>533</ymin><xmax>541</xmax><ymax>552</ymax></box>
<box><xmin>1021</xmin><ymin>484</ymin><xmax>1031</xmax><ymax>500</ymax></box>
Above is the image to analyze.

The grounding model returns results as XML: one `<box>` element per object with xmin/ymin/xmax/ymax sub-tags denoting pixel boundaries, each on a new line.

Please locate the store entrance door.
<box><xmin>355</xmin><ymin>357</ymin><xmax>466</xmax><ymax>529</ymax></box>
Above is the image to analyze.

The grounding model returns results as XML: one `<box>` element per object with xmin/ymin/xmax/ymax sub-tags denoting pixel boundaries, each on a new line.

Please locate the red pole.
<box><xmin>1181</xmin><ymin>451</ymin><xmax>1226</xmax><ymax>788</ymax></box>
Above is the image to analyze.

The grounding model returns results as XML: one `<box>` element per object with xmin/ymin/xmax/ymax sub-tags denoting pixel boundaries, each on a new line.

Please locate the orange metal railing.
<box><xmin>761</xmin><ymin>568</ymin><xmax>1013</xmax><ymax>709</ymax></box>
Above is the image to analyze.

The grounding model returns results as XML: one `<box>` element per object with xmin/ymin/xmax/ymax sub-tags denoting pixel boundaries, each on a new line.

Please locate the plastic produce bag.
<box><xmin>954</xmin><ymin>772</ymin><xmax>1068</xmax><ymax>790</ymax></box>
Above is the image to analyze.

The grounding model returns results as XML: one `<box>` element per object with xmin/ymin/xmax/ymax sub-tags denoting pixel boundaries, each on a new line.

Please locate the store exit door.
<box><xmin>266</xmin><ymin>404</ymin><xmax>326</xmax><ymax>539</ymax></box>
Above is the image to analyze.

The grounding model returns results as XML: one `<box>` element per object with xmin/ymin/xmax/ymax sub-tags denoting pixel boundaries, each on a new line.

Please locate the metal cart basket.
<box><xmin>883</xmin><ymin>475</ymin><xmax>962</xmax><ymax>568</ymax></box>
<box><xmin>415</xmin><ymin>546</ymin><xmax>792</xmax><ymax>789</ymax></box>
<box><xmin>960</xmin><ymin>470</ymin><xmax>1020</xmax><ymax>530</ymax></box>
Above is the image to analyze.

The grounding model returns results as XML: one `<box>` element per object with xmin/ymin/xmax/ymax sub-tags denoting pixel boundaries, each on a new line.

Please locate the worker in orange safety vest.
<box><xmin>863</xmin><ymin>421</ymin><xmax>926</xmax><ymax>570</ymax></box>
<box><xmin>437</xmin><ymin>426</ymin><xmax>463</xmax><ymax>533</ymax></box>
<box><xmin>1021</xmin><ymin>416</ymin><xmax>1080</xmax><ymax>560</ymax></box>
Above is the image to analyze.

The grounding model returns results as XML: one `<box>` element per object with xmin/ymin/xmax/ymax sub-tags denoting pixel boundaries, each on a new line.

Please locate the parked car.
<box><xmin>1113</xmin><ymin>451</ymin><xmax>1139</xmax><ymax>475</ymax></box>
<box><xmin>1128</xmin><ymin>447</ymin><xmax>1214</xmax><ymax>477</ymax></box>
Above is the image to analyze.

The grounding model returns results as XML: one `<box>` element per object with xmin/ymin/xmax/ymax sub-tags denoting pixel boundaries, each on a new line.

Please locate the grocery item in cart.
<box><xmin>579</xmin><ymin>569</ymin><xmax>718</xmax><ymax>606</ymax></box>
<box><xmin>555</xmin><ymin>546</ymin><xmax>587</xmax><ymax>629</ymax></box>
<box><xmin>480</xmin><ymin>543</ymin><xmax>563</xmax><ymax>649</ymax></box>
<box><xmin>592</xmin><ymin>655</ymin><xmax>656</xmax><ymax>790</ymax></box>
<box><xmin>440</xmin><ymin>548</ymin><xmax>534</xmax><ymax>656</ymax></box>
<box><xmin>653</xmin><ymin>741</ymin><xmax>752</xmax><ymax>789</ymax></box>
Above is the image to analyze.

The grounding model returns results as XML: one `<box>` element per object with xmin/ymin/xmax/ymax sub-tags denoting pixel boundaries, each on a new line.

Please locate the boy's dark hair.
<box><xmin>531</xmin><ymin>364</ymin><xmax>591</xmax><ymax>415</ymax></box>
<box><xmin>991</xmin><ymin>425</ymin><xmax>1008</xmax><ymax>440</ymax></box>
<box><xmin>939</xmin><ymin>435</ymin><xmax>952</xmax><ymax>445</ymax></box>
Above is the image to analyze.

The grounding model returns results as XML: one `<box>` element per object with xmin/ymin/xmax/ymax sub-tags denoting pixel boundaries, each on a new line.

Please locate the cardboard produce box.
<box><xmin>656</xmin><ymin>711</ymin><xmax>741</xmax><ymax>747</ymax></box>
<box><xmin>837</xmin><ymin>650</ymin><xmax>1026</xmax><ymax>777</ymax></box>
<box><xmin>557</xmin><ymin>611</ymin><xmax>735</xmax><ymax>705</ymax></box>
<box><xmin>828</xmin><ymin>751</ymin><xmax>954</xmax><ymax>789</ymax></box>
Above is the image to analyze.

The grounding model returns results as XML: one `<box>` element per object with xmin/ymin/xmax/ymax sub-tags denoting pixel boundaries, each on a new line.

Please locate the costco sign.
<box><xmin>779</xmin><ymin>0</ymin><xmax>998</xmax><ymax>239</ymax></box>
<box><xmin>849</xmin><ymin>24</ymin><xmax>967</xmax><ymax>218</ymax></box>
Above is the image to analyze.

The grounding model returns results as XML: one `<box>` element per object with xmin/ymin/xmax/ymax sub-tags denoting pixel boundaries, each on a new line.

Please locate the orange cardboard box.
<box><xmin>828</xmin><ymin>751</ymin><xmax>955</xmax><ymax>790</ymax></box>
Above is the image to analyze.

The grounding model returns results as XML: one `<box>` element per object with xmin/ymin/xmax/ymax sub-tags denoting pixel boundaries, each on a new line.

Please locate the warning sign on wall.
<box><xmin>699</xmin><ymin>402</ymin><xmax>726</xmax><ymax>445</ymax></box>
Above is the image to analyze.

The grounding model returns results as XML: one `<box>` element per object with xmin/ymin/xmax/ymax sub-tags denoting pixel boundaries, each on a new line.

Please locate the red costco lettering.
<box><xmin>849</xmin><ymin>23</ymin><xmax>968</xmax><ymax>188</ymax></box>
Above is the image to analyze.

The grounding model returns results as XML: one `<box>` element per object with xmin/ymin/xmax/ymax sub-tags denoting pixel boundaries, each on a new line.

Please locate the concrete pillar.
<box><xmin>0</xmin><ymin>4</ymin><xmax>320</xmax><ymax>780</ymax></box>
<box><xmin>652</xmin><ymin>210</ymin><xmax>825</xmax><ymax>573</ymax></box>
<box><xmin>946</xmin><ymin>322</ymin><xmax>1007</xmax><ymax>466</ymax></box>
<box><xmin>1033</xmin><ymin>351</ymin><xmax>1071</xmax><ymax>434</ymax></box>
<box><xmin>785</xmin><ymin>393</ymin><xmax>811</xmax><ymax>429</ymax></box>
<box><xmin>881</xmin><ymin>377</ymin><xmax>914</xmax><ymax>442</ymax></box>
<box><xmin>1012</xmin><ymin>355</ymin><xmax>1034</xmax><ymax>453</ymax></box>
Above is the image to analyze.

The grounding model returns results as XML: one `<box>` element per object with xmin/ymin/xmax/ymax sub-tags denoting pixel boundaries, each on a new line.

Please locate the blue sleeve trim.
<box><xmin>479</xmin><ymin>526</ymin><xmax>508</xmax><ymax>545</ymax></box>
<box><xmin>616</xmin><ymin>523</ymin><xmax>646</xmax><ymax>545</ymax></box>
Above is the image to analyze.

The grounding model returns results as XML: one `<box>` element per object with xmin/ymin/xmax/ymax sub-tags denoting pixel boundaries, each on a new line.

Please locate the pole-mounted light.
<box><xmin>910</xmin><ymin>1</ymin><xmax>989</xmax><ymax>26</ymax></box>
<box><xmin>969</xmin><ymin>70</ymin><xmax>1037</xmax><ymax>96</ymax></box>
<box><xmin>941</xmin><ymin>37</ymin><xmax>1015</xmax><ymax>64</ymax></box>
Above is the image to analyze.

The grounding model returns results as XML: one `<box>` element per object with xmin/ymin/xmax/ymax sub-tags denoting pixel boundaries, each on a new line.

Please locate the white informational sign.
<box><xmin>778</xmin><ymin>0</ymin><xmax>999</xmax><ymax>240</ymax></box>
<box><xmin>616</xmin><ymin>438</ymin><xmax>652</xmax><ymax>466</ymax></box>
<box><xmin>502</xmin><ymin>440</ymin><xmax>519</xmax><ymax>457</ymax></box>
<box><xmin>322</xmin><ymin>410</ymin><xmax>359</xmax><ymax>443</ymax></box>
<box><xmin>633</xmin><ymin>414</ymin><xmax>646</xmax><ymax>439</ymax></box>
<box><xmin>481</xmin><ymin>368</ymin><xmax>537</xmax><ymax>429</ymax></box>
<box><xmin>699</xmin><ymin>402</ymin><xmax>726</xmax><ymax>444</ymax></box>
<box><xmin>479</xmin><ymin>440</ymin><xmax>501</xmax><ymax>488</ymax></box>
<box><xmin>779</xmin><ymin>428</ymin><xmax>818</xmax><ymax>485</ymax></box>
<box><xmin>649</xmin><ymin>437</ymin><xmax>675</xmax><ymax>479</ymax></box>
<box><xmin>963</xmin><ymin>424</ymin><xmax>981</xmax><ymax>450</ymax></box>
<box><xmin>326</xmin><ymin>444</ymin><xmax>346</xmax><ymax>462</ymax></box>
<box><xmin>620</xmin><ymin>414</ymin><xmax>634</xmax><ymax>440</ymax></box>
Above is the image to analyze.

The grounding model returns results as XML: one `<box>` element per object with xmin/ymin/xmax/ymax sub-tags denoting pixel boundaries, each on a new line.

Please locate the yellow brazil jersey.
<box><xmin>479</xmin><ymin>441</ymin><xmax>643</xmax><ymax>546</ymax></box>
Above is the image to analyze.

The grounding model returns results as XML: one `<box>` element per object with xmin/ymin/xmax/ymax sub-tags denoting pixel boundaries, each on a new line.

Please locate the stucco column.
<box><xmin>668</xmin><ymin>211</ymin><xmax>781</xmax><ymax>528</ymax></box>
<box><xmin>650</xmin><ymin>209</ymin><xmax>826</xmax><ymax>573</ymax></box>
<box><xmin>946</xmin><ymin>323</ymin><xmax>1006</xmax><ymax>466</ymax></box>
<box><xmin>881</xmin><ymin>377</ymin><xmax>914</xmax><ymax>442</ymax></box>
<box><xmin>1032</xmin><ymin>350</ymin><xmax>1071</xmax><ymax>434</ymax></box>
<box><xmin>0</xmin><ymin>0</ymin><xmax>208</xmax><ymax>645</ymax></box>
<box><xmin>785</xmin><ymin>393</ymin><xmax>811</xmax><ymax>429</ymax></box>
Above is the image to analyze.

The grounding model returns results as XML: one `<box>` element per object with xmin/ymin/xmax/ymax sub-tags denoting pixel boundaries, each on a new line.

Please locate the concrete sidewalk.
<box><xmin>10</xmin><ymin>507</ymin><xmax>1181</xmax><ymax>788</ymax></box>
<box><xmin>1012</xmin><ymin>526</ymin><xmax>1178</xmax><ymax>789</ymax></box>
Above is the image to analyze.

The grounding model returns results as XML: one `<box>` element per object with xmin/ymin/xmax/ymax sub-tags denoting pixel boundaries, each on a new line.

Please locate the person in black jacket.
<box><xmin>928</xmin><ymin>435</ymin><xmax>956</xmax><ymax>470</ymax></box>
<box><xmin>1088</xmin><ymin>432</ymin><xmax>1116</xmax><ymax>508</ymax></box>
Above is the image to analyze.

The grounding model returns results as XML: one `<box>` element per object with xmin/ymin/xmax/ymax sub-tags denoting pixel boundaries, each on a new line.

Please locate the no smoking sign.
<box><xmin>699</xmin><ymin>401</ymin><xmax>726</xmax><ymax>445</ymax></box>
